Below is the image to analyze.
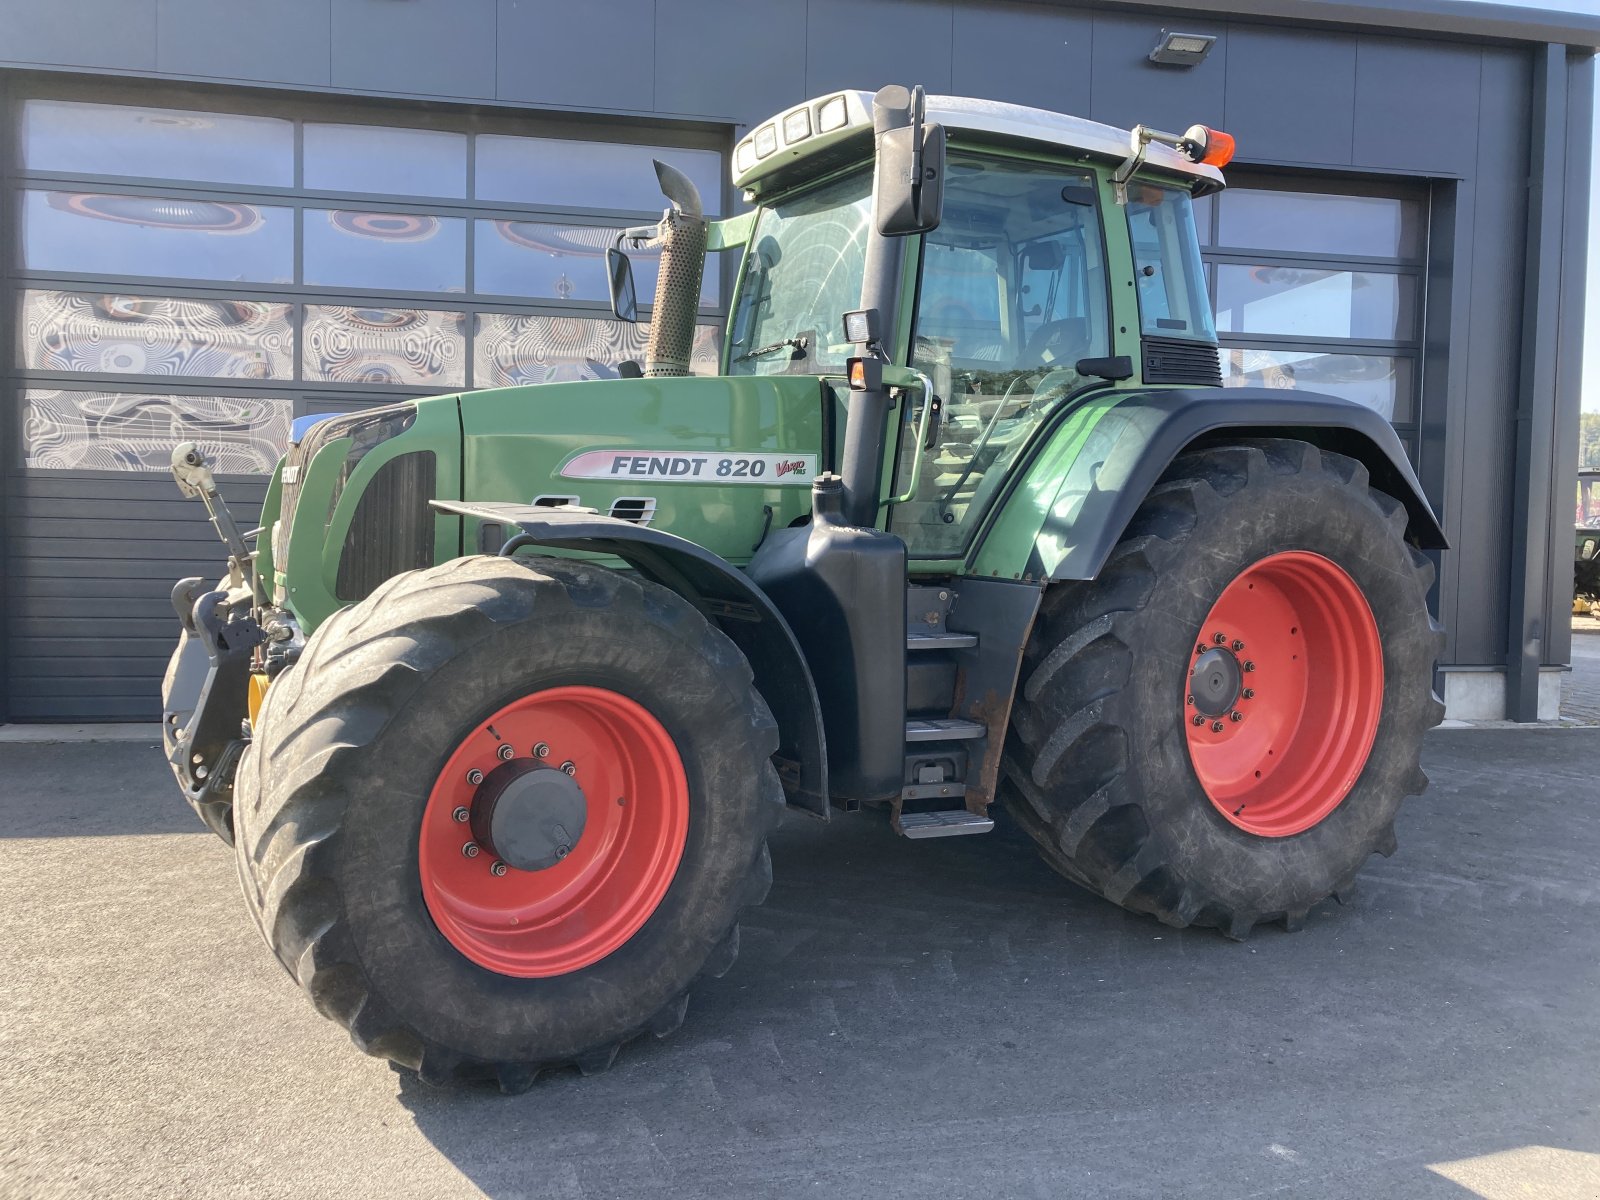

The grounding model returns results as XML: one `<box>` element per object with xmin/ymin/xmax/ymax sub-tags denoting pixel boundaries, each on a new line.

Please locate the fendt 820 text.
<box><xmin>163</xmin><ymin>86</ymin><xmax>1446</xmax><ymax>1090</ymax></box>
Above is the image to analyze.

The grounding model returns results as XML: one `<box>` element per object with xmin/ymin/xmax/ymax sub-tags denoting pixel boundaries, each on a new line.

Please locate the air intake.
<box><xmin>609</xmin><ymin>497</ymin><xmax>657</xmax><ymax>526</ymax></box>
<box><xmin>1142</xmin><ymin>337</ymin><xmax>1223</xmax><ymax>386</ymax></box>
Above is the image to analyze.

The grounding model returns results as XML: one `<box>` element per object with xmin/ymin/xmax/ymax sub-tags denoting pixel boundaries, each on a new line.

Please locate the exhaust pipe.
<box><xmin>644</xmin><ymin>160</ymin><xmax>708</xmax><ymax>378</ymax></box>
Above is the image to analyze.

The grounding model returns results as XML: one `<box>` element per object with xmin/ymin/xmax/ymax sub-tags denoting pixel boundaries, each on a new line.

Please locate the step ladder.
<box><xmin>896</xmin><ymin>585</ymin><xmax>994</xmax><ymax>839</ymax></box>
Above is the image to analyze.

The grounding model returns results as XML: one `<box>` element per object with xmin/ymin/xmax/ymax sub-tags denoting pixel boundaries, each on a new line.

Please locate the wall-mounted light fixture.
<box><xmin>1149</xmin><ymin>30</ymin><xmax>1216</xmax><ymax>67</ymax></box>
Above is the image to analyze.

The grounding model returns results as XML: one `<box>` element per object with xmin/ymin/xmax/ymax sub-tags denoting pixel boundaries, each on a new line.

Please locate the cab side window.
<box><xmin>896</xmin><ymin>156</ymin><xmax>1109</xmax><ymax>557</ymax></box>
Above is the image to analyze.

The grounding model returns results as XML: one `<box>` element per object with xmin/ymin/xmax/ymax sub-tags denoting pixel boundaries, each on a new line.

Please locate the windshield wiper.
<box><xmin>734</xmin><ymin>334</ymin><xmax>810</xmax><ymax>363</ymax></box>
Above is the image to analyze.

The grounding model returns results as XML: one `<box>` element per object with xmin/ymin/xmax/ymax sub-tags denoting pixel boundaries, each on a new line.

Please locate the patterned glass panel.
<box><xmin>473</xmin><ymin>314</ymin><xmax>719</xmax><ymax>387</ymax></box>
<box><xmin>475</xmin><ymin>136</ymin><xmax>723</xmax><ymax>215</ymax></box>
<box><xmin>303</xmin><ymin>209</ymin><xmax>466</xmax><ymax>292</ymax></box>
<box><xmin>21</xmin><ymin>191</ymin><xmax>293</xmax><ymax>283</ymax></box>
<box><xmin>1220</xmin><ymin>347</ymin><xmax>1413</xmax><ymax>421</ymax></box>
<box><xmin>474</xmin><ymin>220</ymin><xmax>718</xmax><ymax>306</ymax></box>
<box><xmin>22</xmin><ymin>389</ymin><xmax>291</xmax><ymax>473</ymax></box>
<box><xmin>303</xmin><ymin>124</ymin><xmax>468</xmax><ymax>197</ymax></box>
<box><xmin>1214</xmin><ymin>265</ymin><xmax>1416</xmax><ymax>341</ymax></box>
<box><xmin>303</xmin><ymin>305</ymin><xmax>466</xmax><ymax>387</ymax></box>
<box><xmin>21</xmin><ymin>100</ymin><xmax>294</xmax><ymax>186</ymax></box>
<box><xmin>1216</xmin><ymin>190</ymin><xmax>1424</xmax><ymax>260</ymax></box>
<box><xmin>21</xmin><ymin>290</ymin><xmax>293</xmax><ymax>379</ymax></box>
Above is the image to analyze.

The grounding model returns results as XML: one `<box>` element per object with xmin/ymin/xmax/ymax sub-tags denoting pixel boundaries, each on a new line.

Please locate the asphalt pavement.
<box><xmin>2</xmin><ymin>729</ymin><xmax>1599</xmax><ymax>1199</ymax></box>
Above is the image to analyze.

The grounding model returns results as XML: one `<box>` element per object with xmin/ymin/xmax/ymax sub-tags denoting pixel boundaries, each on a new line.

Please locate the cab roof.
<box><xmin>733</xmin><ymin>90</ymin><xmax>1227</xmax><ymax>198</ymax></box>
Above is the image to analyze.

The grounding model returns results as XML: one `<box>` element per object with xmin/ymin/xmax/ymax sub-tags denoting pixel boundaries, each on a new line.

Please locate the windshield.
<box><xmin>726</xmin><ymin>169</ymin><xmax>872</xmax><ymax>375</ymax></box>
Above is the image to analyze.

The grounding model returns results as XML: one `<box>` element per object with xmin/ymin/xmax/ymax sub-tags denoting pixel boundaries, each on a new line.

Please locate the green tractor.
<box><xmin>163</xmin><ymin>86</ymin><xmax>1445</xmax><ymax>1090</ymax></box>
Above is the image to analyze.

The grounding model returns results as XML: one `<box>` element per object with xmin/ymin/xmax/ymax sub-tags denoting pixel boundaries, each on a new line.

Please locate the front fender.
<box><xmin>971</xmin><ymin>387</ymin><xmax>1446</xmax><ymax>582</ymax></box>
<box><xmin>431</xmin><ymin>501</ymin><xmax>830</xmax><ymax>818</ymax></box>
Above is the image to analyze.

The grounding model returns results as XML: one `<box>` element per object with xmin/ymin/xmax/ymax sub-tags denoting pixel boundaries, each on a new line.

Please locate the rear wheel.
<box><xmin>1003</xmin><ymin>440</ymin><xmax>1443</xmax><ymax>937</ymax></box>
<box><xmin>233</xmin><ymin>554</ymin><xmax>782</xmax><ymax>1089</ymax></box>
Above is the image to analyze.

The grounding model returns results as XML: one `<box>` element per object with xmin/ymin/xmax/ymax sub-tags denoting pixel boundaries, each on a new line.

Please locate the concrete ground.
<box><xmin>1563</xmin><ymin>615</ymin><xmax>1600</xmax><ymax>725</ymax></box>
<box><xmin>4</xmin><ymin>730</ymin><xmax>1600</xmax><ymax>1200</ymax></box>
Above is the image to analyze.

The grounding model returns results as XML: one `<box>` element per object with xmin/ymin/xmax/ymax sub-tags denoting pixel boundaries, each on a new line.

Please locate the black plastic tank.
<box><xmin>746</xmin><ymin>474</ymin><xmax>907</xmax><ymax>805</ymax></box>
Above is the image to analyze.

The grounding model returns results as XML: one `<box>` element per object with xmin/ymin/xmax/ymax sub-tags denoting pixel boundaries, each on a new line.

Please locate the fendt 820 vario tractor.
<box><xmin>164</xmin><ymin>87</ymin><xmax>1445</xmax><ymax>1090</ymax></box>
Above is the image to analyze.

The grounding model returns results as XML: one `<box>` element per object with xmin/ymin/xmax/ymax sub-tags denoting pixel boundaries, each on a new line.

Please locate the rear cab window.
<box><xmin>1126</xmin><ymin>183</ymin><xmax>1216</xmax><ymax>342</ymax></box>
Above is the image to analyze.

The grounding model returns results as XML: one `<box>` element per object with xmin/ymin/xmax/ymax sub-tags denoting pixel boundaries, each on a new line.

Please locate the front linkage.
<box><xmin>163</xmin><ymin>442</ymin><xmax>270</xmax><ymax>843</ymax></box>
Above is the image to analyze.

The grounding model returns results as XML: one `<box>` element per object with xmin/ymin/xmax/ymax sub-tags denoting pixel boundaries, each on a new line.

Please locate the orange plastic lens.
<box><xmin>1199</xmin><ymin>128</ymin><xmax>1236</xmax><ymax>167</ymax></box>
<box><xmin>848</xmin><ymin>360</ymin><xmax>867</xmax><ymax>389</ymax></box>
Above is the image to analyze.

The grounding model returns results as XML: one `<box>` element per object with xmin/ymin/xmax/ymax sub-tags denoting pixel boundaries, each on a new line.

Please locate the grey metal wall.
<box><xmin>0</xmin><ymin>0</ymin><xmax>1593</xmax><ymax>704</ymax></box>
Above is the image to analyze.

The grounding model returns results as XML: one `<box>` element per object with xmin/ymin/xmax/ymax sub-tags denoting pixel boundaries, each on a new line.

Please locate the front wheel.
<box><xmin>232</xmin><ymin>554</ymin><xmax>782</xmax><ymax>1089</ymax></box>
<box><xmin>1003</xmin><ymin>440</ymin><xmax>1444</xmax><ymax>937</ymax></box>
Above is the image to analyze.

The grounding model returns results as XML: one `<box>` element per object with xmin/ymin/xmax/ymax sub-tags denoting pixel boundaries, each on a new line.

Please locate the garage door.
<box><xmin>1</xmin><ymin>87</ymin><xmax>725</xmax><ymax>722</ymax></box>
<box><xmin>1193</xmin><ymin>173</ymin><xmax>1427</xmax><ymax>456</ymax></box>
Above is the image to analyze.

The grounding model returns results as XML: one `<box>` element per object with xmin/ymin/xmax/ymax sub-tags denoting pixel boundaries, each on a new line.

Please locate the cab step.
<box><xmin>898</xmin><ymin>810</ymin><xmax>996</xmax><ymax>838</ymax></box>
<box><xmin>905</xmin><ymin>717</ymin><xmax>986</xmax><ymax>742</ymax></box>
<box><xmin>906</xmin><ymin>629</ymin><xmax>978</xmax><ymax>651</ymax></box>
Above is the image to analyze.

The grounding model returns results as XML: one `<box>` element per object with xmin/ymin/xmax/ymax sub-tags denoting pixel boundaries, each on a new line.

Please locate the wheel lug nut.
<box><xmin>490</xmin><ymin>861</ymin><xmax>508</xmax><ymax>877</ymax></box>
<box><xmin>533</xmin><ymin>742</ymin><xmax>549</xmax><ymax>758</ymax></box>
<box><xmin>1192</xmin><ymin>714</ymin><xmax>1206</xmax><ymax>726</ymax></box>
<box><xmin>1230</xmin><ymin>710</ymin><xmax>1244</xmax><ymax>722</ymax></box>
<box><xmin>462</xmin><ymin>842</ymin><xmax>480</xmax><ymax>859</ymax></box>
<box><xmin>1186</xmin><ymin>694</ymin><xmax>1195</xmax><ymax>705</ymax></box>
<box><xmin>1232</xmin><ymin>640</ymin><xmax>1245</xmax><ymax>652</ymax></box>
<box><xmin>465</xmin><ymin>768</ymin><xmax>483</xmax><ymax>786</ymax></box>
<box><xmin>497</xmin><ymin>744</ymin><xmax>515</xmax><ymax>761</ymax></box>
<box><xmin>555</xmin><ymin>845</ymin><xmax>570</xmax><ymax>859</ymax></box>
<box><xmin>559</xmin><ymin>760</ymin><xmax>576</xmax><ymax>776</ymax></box>
<box><xmin>1195</xmin><ymin>644</ymin><xmax>1206</xmax><ymax>656</ymax></box>
<box><xmin>1213</xmin><ymin>632</ymin><xmax>1227</xmax><ymax>644</ymax></box>
<box><xmin>1242</xmin><ymin>688</ymin><xmax>1255</xmax><ymax>700</ymax></box>
<box><xmin>451</xmin><ymin>806</ymin><xmax>470</xmax><ymax>823</ymax></box>
<box><xmin>1243</xmin><ymin>661</ymin><xmax>1256</xmax><ymax>673</ymax></box>
<box><xmin>1211</xmin><ymin>720</ymin><xmax>1225</xmax><ymax>733</ymax></box>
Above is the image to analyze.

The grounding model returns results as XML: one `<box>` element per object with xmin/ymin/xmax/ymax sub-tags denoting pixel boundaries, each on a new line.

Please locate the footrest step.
<box><xmin>905</xmin><ymin>717</ymin><xmax>986</xmax><ymax>742</ymax></box>
<box><xmin>906</xmin><ymin>630</ymin><xmax>978</xmax><ymax>651</ymax></box>
<box><xmin>899</xmin><ymin>810</ymin><xmax>995</xmax><ymax>838</ymax></box>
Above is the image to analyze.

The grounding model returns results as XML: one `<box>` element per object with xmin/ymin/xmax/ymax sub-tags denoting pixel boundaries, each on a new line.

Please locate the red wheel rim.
<box><xmin>419</xmin><ymin>686</ymin><xmax>689</xmax><ymax>977</ymax></box>
<box><xmin>1183</xmin><ymin>552</ymin><xmax>1384</xmax><ymax>838</ymax></box>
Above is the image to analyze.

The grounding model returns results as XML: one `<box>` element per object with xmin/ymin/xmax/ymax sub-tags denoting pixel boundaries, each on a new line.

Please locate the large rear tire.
<box><xmin>232</xmin><ymin>554</ymin><xmax>782</xmax><ymax>1090</ymax></box>
<box><xmin>1002</xmin><ymin>440</ymin><xmax>1444</xmax><ymax>937</ymax></box>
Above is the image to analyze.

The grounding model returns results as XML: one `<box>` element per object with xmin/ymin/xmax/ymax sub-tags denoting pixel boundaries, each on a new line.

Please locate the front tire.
<box><xmin>232</xmin><ymin>554</ymin><xmax>782</xmax><ymax>1089</ymax></box>
<box><xmin>1003</xmin><ymin>440</ymin><xmax>1444</xmax><ymax>937</ymax></box>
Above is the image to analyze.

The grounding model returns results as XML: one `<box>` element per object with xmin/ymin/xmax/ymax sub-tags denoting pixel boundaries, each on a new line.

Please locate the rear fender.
<box><xmin>971</xmin><ymin>387</ymin><xmax>1446</xmax><ymax>583</ymax></box>
<box><xmin>431</xmin><ymin>501</ymin><xmax>830</xmax><ymax>818</ymax></box>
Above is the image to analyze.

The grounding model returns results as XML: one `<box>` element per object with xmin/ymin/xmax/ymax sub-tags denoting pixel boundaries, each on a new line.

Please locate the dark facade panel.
<box><xmin>1450</xmin><ymin>45</ymin><xmax>1533</xmax><ymax>666</ymax></box>
<box><xmin>331</xmin><ymin>0</ymin><xmax>495</xmax><ymax>100</ymax></box>
<box><xmin>804</xmin><ymin>0</ymin><xmax>955</xmax><ymax>99</ymax></box>
<box><xmin>1087</xmin><ymin>13</ymin><xmax>1227</xmax><ymax>133</ymax></box>
<box><xmin>497</xmin><ymin>0</ymin><xmax>654</xmax><ymax>113</ymax></box>
<box><xmin>1222</xmin><ymin>23</ymin><xmax>1357</xmax><ymax>165</ymax></box>
<box><xmin>3</xmin><ymin>473</ymin><xmax>266</xmax><ymax>723</ymax></box>
<box><xmin>157</xmin><ymin>0</ymin><xmax>333</xmax><ymax>88</ymax></box>
<box><xmin>1352</xmin><ymin>36</ymin><xmax>1481</xmax><ymax>175</ymax></box>
<box><xmin>0</xmin><ymin>0</ymin><xmax>157</xmax><ymax>71</ymax></box>
<box><xmin>949</xmin><ymin>3</ymin><xmax>1094</xmax><ymax>120</ymax></box>
<box><xmin>653</xmin><ymin>0</ymin><xmax>806</xmax><ymax>125</ymax></box>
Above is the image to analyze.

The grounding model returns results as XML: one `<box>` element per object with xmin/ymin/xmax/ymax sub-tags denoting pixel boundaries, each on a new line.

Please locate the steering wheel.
<box><xmin>1024</xmin><ymin>319</ymin><xmax>1089</xmax><ymax>369</ymax></box>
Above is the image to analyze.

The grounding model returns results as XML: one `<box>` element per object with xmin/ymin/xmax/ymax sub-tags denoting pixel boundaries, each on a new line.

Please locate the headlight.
<box><xmin>816</xmin><ymin>95</ymin><xmax>850</xmax><ymax>133</ymax></box>
<box><xmin>782</xmin><ymin>107</ymin><xmax>811</xmax><ymax>145</ymax></box>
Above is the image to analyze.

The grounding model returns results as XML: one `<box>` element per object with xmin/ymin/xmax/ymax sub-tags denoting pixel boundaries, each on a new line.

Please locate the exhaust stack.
<box><xmin>644</xmin><ymin>160</ymin><xmax>708</xmax><ymax>378</ymax></box>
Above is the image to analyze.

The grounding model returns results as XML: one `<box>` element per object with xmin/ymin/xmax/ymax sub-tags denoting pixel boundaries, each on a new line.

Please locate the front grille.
<box><xmin>1142</xmin><ymin>337</ymin><xmax>1223</xmax><ymax>386</ymax></box>
<box><xmin>335</xmin><ymin>451</ymin><xmax>437</xmax><ymax>601</ymax></box>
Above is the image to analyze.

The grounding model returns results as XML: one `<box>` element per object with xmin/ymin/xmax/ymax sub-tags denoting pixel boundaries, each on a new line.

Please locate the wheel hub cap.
<box><xmin>1190</xmin><ymin>647</ymin><xmax>1242</xmax><ymax>717</ymax></box>
<box><xmin>469</xmin><ymin>762</ymin><xmax>588</xmax><ymax>872</ymax></box>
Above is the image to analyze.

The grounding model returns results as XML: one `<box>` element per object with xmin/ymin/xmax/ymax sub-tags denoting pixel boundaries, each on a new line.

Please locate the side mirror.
<box><xmin>606</xmin><ymin>247</ymin><xmax>638</xmax><ymax>323</ymax></box>
<box><xmin>872</xmin><ymin>84</ymin><xmax>945</xmax><ymax>237</ymax></box>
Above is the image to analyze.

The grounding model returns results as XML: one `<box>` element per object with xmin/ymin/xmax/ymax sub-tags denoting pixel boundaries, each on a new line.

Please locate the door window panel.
<box><xmin>474</xmin><ymin>313</ymin><xmax>719</xmax><ymax>387</ymax></box>
<box><xmin>1221</xmin><ymin>347</ymin><xmax>1413</xmax><ymax>421</ymax></box>
<box><xmin>899</xmin><ymin>156</ymin><xmax>1110</xmax><ymax>557</ymax></box>
<box><xmin>302</xmin><ymin>305</ymin><xmax>466</xmax><ymax>387</ymax></box>
<box><xmin>21</xmin><ymin>100</ymin><xmax>293</xmax><ymax>187</ymax></box>
<box><xmin>303</xmin><ymin>209</ymin><xmax>466</xmax><ymax>292</ymax></box>
<box><xmin>304</xmin><ymin>124</ymin><xmax>468</xmax><ymax>197</ymax></box>
<box><xmin>20</xmin><ymin>289</ymin><xmax>293</xmax><ymax>379</ymax></box>
<box><xmin>1214</xmin><ymin>265</ymin><xmax>1416</xmax><ymax>341</ymax></box>
<box><xmin>21</xmin><ymin>191</ymin><xmax>293</xmax><ymax>283</ymax></box>
<box><xmin>475</xmin><ymin>136</ymin><xmax>723</xmax><ymax>216</ymax></box>
<box><xmin>1217</xmin><ymin>190</ymin><xmax>1423</xmax><ymax>260</ymax></box>
<box><xmin>22</xmin><ymin>388</ymin><xmax>291</xmax><ymax>472</ymax></box>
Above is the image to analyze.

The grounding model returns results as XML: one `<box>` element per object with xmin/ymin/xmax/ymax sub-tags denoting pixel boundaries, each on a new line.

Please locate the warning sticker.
<box><xmin>560</xmin><ymin>450</ymin><xmax>818</xmax><ymax>485</ymax></box>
